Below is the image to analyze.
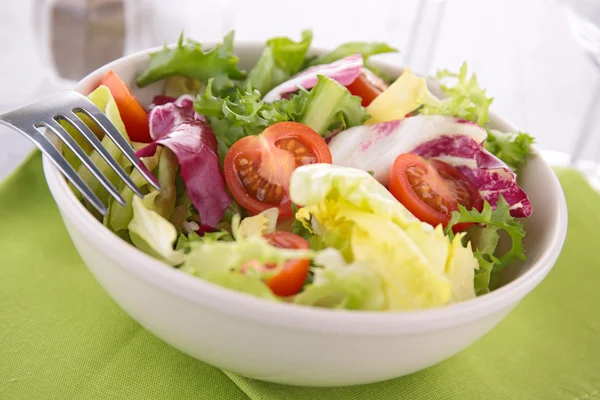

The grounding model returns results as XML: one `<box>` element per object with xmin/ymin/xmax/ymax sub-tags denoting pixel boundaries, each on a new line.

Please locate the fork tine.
<box><xmin>58</xmin><ymin>112</ymin><xmax>146</xmax><ymax>198</ymax></box>
<box><xmin>43</xmin><ymin>119</ymin><xmax>127</xmax><ymax>207</ymax></box>
<box><xmin>74</xmin><ymin>101</ymin><xmax>161</xmax><ymax>190</ymax></box>
<box><xmin>29</xmin><ymin>126</ymin><xmax>107</xmax><ymax>215</ymax></box>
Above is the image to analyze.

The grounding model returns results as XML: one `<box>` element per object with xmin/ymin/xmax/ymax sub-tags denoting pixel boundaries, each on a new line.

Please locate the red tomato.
<box><xmin>99</xmin><ymin>70</ymin><xmax>151</xmax><ymax>143</ymax></box>
<box><xmin>429</xmin><ymin>159</ymin><xmax>483</xmax><ymax>232</ymax></box>
<box><xmin>388</xmin><ymin>154</ymin><xmax>481</xmax><ymax>231</ymax></box>
<box><xmin>224</xmin><ymin>122</ymin><xmax>332</xmax><ymax>218</ymax></box>
<box><xmin>264</xmin><ymin>231</ymin><xmax>310</xmax><ymax>297</ymax></box>
<box><xmin>346</xmin><ymin>67</ymin><xmax>389</xmax><ymax>106</ymax></box>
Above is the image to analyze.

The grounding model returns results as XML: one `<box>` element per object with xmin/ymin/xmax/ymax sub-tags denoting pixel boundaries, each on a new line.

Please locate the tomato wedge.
<box><xmin>99</xmin><ymin>70</ymin><xmax>151</xmax><ymax>143</ymax></box>
<box><xmin>224</xmin><ymin>122</ymin><xmax>332</xmax><ymax>218</ymax></box>
<box><xmin>264</xmin><ymin>231</ymin><xmax>310</xmax><ymax>296</ymax></box>
<box><xmin>388</xmin><ymin>154</ymin><xmax>482</xmax><ymax>231</ymax></box>
<box><xmin>346</xmin><ymin>67</ymin><xmax>389</xmax><ymax>106</ymax></box>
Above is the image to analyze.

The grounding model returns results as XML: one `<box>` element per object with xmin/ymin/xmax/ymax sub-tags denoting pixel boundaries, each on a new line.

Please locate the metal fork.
<box><xmin>0</xmin><ymin>90</ymin><xmax>159</xmax><ymax>215</ymax></box>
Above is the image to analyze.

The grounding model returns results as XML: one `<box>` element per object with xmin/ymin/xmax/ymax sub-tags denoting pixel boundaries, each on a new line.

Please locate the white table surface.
<box><xmin>1</xmin><ymin>0</ymin><xmax>597</xmax><ymax>181</ymax></box>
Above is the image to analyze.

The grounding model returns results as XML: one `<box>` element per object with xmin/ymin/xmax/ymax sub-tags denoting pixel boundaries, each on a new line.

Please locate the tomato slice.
<box><xmin>224</xmin><ymin>122</ymin><xmax>332</xmax><ymax>218</ymax></box>
<box><xmin>264</xmin><ymin>231</ymin><xmax>310</xmax><ymax>297</ymax></box>
<box><xmin>429</xmin><ymin>159</ymin><xmax>483</xmax><ymax>212</ymax></box>
<box><xmin>346</xmin><ymin>67</ymin><xmax>389</xmax><ymax>106</ymax></box>
<box><xmin>99</xmin><ymin>70</ymin><xmax>151</xmax><ymax>143</ymax></box>
<box><xmin>428</xmin><ymin>159</ymin><xmax>483</xmax><ymax>232</ymax></box>
<box><xmin>388</xmin><ymin>154</ymin><xmax>481</xmax><ymax>231</ymax></box>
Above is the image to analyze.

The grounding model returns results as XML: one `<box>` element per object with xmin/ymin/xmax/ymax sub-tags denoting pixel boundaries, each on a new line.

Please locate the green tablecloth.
<box><xmin>1</xmin><ymin>151</ymin><xmax>598</xmax><ymax>400</ymax></box>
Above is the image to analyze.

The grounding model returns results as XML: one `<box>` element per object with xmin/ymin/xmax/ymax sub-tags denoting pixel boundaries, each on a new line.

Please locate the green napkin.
<box><xmin>1</xmin><ymin>152</ymin><xmax>598</xmax><ymax>400</ymax></box>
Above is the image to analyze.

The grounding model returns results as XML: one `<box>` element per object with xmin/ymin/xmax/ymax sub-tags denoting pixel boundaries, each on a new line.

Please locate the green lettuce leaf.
<box><xmin>247</xmin><ymin>30</ymin><xmax>313</xmax><ymax>95</ymax></box>
<box><xmin>146</xmin><ymin>147</ymin><xmax>179</xmax><ymax>219</ymax></box>
<box><xmin>445</xmin><ymin>196</ymin><xmax>526</xmax><ymax>294</ymax></box>
<box><xmin>163</xmin><ymin>76</ymin><xmax>204</xmax><ymax>97</ymax></box>
<box><xmin>175</xmin><ymin>229</ymin><xmax>233</xmax><ymax>253</ymax></box>
<box><xmin>308</xmin><ymin>41</ymin><xmax>398</xmax><ymax>66</ymax></box>
<box><xmin>74</xmin><ymin>86</ymin><xmax>130</xmax><ymax>208</ymax></box>
<box><xmin>105</xmin><ymin>148</ymin><xmax>162</xmax><ymax>232</ymax></box>
<box><xmin>294</xmin><ymin>248</ymin><xmax>385</xmax><ymax>310</ymax></box>
<box><xmin>169</xmin><ymin>204</ymin><xmax>193</xmax><ymax>234</ymax></box>
<box><xmin>290</xmin><ymin>164</ymin><xmax>478</xmax><ymax>310</ymax></box>
<box><xmin>136</xmin><ymin>32</ymin><xmax>244</xmax><ymax>93</ymax></box>
<box><xmin>298</xmin><ymin>75</ymin><xmax>369</xmax><ymax>136</ymax></box>
<box><xmin>129</xmin><ymin>196</ymin><xmax>185</xmax><ymax>266</ymax></box>
<box><xmin>180</xmin><ymin>235</ymin><xmax>313</xmax><ymax>300</ymax></box>
<box><xmin>484</xmin><ymin>129</ymin><xmax>535</xmax><ymax>173</ymax></box>
<box><xmin>106</xmin><ymin>147</ymin><xmax>179</xmax><ymax>233</ymax></box>
<box><xmin>419</xmin><ymin>62</ymin><xmax>493</xmax><ymax>126</ymax></box>
<box><xmin>61</xmin><ymin>85</ymin><xmax>127</xmax><ymax>170</ymax></box>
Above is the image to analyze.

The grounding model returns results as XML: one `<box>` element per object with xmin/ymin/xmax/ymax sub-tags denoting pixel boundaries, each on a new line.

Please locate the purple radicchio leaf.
<box><xmin>136</xmin><ymin>95</ymin><xmax>231</xmax><ymax>229</ymax></box>
<box><xmin>262</xmin><ymin>54</ymin><xmax>363</xmax><ymax>102</ymax></box>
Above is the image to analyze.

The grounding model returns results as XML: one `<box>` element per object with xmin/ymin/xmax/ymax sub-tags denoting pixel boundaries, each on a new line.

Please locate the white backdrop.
<box><xmin>0</xmin><ymin>0</ymin><xmax>598</xmax><ymax>179</ymax></box>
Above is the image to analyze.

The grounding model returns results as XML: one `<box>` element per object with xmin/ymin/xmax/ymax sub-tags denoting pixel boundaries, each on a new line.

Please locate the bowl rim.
<box><xmin>42</xmin><ymin>42</ymin><xmax>569</xmax><ymax>335</ymax></box>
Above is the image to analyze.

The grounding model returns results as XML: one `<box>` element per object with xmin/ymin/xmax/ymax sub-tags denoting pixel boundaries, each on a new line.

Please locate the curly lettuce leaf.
<box><xmin>308</xmin><ymin>41</ymin><xmax>398</xmax><ymax>66</ymax></box>
<box><xmin>247</xmin><ymin>30</ymin><xmax>313</xmax><ymax>95</ymax></box>
<box><xmin>419</xmin><ymin>62</ymin><xmax>493</xmax><ymax>126</ymax></box>
<box><xmin>129</xmin><ymin>196</ymin><xmax>185</xmax><ymax>266</ymax></box>
<box><xmin>195</xmin><ymin>80</ymin><xmax>307</xmax><ymax>161</ymax></box>
<box><xmin>484</xmin><ymin>129</ymin><xmax>535</xmax><ymax>173</ymax></box>
<box><xmin>445</xmin><ymin>196</ymin><xmax>526</xmax><ymax>294</ymax></box>
<box><xmin>294</xmin><ymin>248</ymin><xmax>385</xmax><ymax>310</ymax></box>
<box><xmin>136</xmin><ymin>32</ymin><xmax>244</xmax><ymax>93</ymax></box>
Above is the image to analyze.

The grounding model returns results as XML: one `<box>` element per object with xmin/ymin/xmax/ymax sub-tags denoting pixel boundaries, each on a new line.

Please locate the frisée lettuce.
<box><xmin>445</xmin><ymin>197</ymin><xmax>526</xmax><ymax>295</ymax></box>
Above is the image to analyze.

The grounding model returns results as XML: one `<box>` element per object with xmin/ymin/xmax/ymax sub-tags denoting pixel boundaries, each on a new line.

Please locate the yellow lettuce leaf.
<box><xmin>290</xmin><ymin>164</ymin><xmax>478</xmax><ymax>310</ymax></box>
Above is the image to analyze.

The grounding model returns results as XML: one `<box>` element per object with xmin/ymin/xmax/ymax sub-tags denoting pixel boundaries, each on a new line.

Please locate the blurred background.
<box><xmin>1</xmin><ymin>0</ymin><xmax>600</xmax><ymax>182</ymax></box>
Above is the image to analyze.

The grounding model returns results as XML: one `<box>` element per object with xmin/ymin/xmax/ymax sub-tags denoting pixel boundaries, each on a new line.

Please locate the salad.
<box><xmin>65</xmin><ymin>30</ymin><xmax>535</xmax><ymax>310</ymax></box>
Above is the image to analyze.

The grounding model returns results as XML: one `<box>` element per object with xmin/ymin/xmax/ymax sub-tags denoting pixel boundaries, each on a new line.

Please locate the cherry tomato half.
<box><xmin>224</xmin><ymin>122</ymin><xmax>332</xmax><ymax>218</ymax></box>
<box><xmin>99</xmin><ymin>70</ymin><xmax>151</xmax><ymax>143</ymax></box>
<box><xmin>346</xmin><ymin>67</ymin><xmax>389</xmax><ymax>107</ymax></box>
<box><xmin>388</xmin><ymin>154</ymin><xmax>482</xmax><ymax>231</ymax></box>
<box><xmin>264</xmin><ymin>231</ymin><xmax>310</xmax><ymax>297</ymax></box>
<box><xmin>239</xmin><ymin>231</ymin><xmax>310</xmax><ymax>297</ymax></box>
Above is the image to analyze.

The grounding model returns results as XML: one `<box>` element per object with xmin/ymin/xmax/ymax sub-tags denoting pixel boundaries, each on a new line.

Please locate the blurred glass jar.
<box><xmin>33</xmin><ymin>0</ymin><xmax>126</xmax><ymax>82</ymax></box>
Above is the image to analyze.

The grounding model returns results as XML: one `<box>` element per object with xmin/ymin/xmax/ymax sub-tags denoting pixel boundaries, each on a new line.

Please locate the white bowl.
<box><xmin>42</xmin><ymin>43</ymin><xmax>568</xmax><ymax>387</ymax></box>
